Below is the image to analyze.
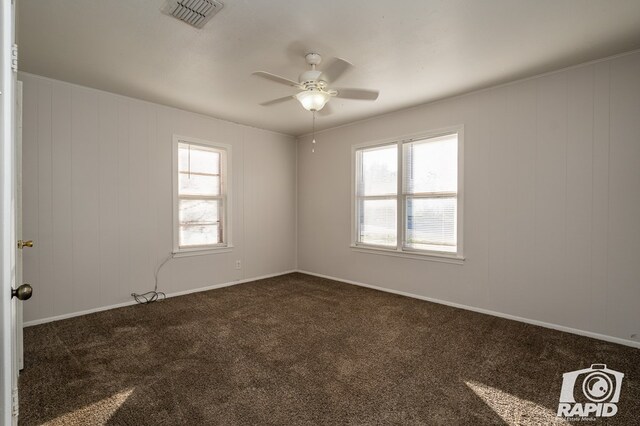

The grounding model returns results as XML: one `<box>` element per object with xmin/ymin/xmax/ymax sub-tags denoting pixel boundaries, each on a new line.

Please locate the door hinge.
<box><xmin>11</xmin><ymin>388</ymin><xmax>18</xmax><ymax>417</ymax></box>
<box><xmin>11</xmin><ymin>44</ymin><xmax>18</xmax><ymax>73</ymax></box>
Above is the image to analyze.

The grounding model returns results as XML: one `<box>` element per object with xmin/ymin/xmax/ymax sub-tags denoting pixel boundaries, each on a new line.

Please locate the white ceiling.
<box><xmin>17</xmin><ymin>0</ymin><xmax>640</xmax><ymax>136</ymax></box>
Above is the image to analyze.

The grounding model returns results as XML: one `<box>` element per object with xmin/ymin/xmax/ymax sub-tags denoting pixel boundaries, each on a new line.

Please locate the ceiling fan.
<box><xmin>252</xmin><ymin>53</ymin><xmax>379</xmax><ymax>114</ymax></box>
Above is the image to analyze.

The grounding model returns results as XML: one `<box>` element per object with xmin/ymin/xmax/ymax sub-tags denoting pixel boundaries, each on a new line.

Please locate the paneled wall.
<box><xmin>20</xmin><ymin>73</ymin><xmax>297</xmax><ymax>323</ymax></box>
<box><xmin>20</xmin><ymin>51</ymin><xmax>640</xmax><ymax>346</ymax></box>
<box><xmin>297</xmin><ymin>51</ymin><xmax>640</xmax><ymax>346</ymax></box>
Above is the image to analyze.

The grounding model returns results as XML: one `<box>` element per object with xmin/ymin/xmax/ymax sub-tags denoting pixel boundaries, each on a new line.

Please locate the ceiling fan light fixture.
<box><xmin>295</xmin><ymin>90</ymin><xmax>331</xmax><ymax>111</ymax></box>
<box><xmin>254</xmin><ymin>53</ymin><xmax>380</xmax><ymax>114</ymax></box>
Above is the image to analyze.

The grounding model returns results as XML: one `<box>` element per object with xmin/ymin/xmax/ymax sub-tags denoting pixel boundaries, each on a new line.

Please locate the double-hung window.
<box><xmin>173</xmin><ymin>136</ymin><xmax>230</xmax><ymax>254</ymax></box>
<box><xmin>354</xmin><ymin>129</ymin><xmax>462</xmax><ymax>259</ymax></box>
<box><xmin>355</xmin><ymin>144</ymin><xmax>398</xmax><ymax>247</ymax></box>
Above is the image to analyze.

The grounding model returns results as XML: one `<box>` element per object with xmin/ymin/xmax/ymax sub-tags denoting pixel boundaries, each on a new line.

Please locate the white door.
<box><xmin>1</xmin><ymin>0</ymin><xmax>20</xmax><ymax>424</ymax></box>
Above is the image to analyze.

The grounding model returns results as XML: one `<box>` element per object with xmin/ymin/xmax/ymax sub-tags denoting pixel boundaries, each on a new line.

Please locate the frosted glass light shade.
<box><xmin>295</xmin><ymin>90</ymin><xmax>330</xmax><ymax>111</ymax></box>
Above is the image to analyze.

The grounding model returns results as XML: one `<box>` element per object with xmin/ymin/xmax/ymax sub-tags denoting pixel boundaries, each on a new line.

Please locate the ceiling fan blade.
<box><xmin>320</xmin><ymin>58</ymin><xmax>353</xmax><ymax>83</ymax></box>
<box><xmin>252</xmin><ymin>71</ymin><xmax>301</xmax><ymax>88</ymax></box>
<box><xmin>317</xmin><ymin>103</ymin><xmax>333</xmax><ymax>116</ymax></box>
<box><xmin>260</xmin><ymin>95</ymin><xmax>296</xmax><ymax>106</ymax></box>
<box><xmin>334</xmin><ymin>88</ymin><xmax>379</xmax><ymax>101</ymax></box>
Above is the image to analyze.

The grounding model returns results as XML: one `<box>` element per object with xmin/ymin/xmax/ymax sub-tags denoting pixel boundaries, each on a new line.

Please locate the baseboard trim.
<box><xmin>296</xmin><ymin>270</ymin><xmax>640</xmax><ymax>349</ymax></box>
<box><xmin>25</xmin><ymin>268</ymin><xmax>639</xmax><ymax>349</ymax></box>
<box><xmin>24</xmin><ymin>270</ymin><xmax>297</xmax><ymax>327</ymax></box>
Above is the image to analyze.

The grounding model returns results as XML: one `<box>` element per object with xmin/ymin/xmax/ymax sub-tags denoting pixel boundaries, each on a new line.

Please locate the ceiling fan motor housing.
<box><xmin>299</xmin><ymin>70</ymin><xmax>325</xmax><ymax>88</ymax></box>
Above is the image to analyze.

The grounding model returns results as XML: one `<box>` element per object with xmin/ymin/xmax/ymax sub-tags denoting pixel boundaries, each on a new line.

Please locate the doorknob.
<box><xmin>11</xmin><ymin>284</ymin><xmax>32</xmax><ymax>301</ymax></box>
<box><xmin>17</xmin><ymin>240</ymin><xmax>33</xmax><ymax>249</ymax></box>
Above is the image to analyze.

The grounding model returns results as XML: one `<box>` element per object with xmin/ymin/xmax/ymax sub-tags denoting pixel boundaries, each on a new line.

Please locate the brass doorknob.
<box><xmin>11</xmin><ymin>284</ymin><xmax>33</xmax><ymax>301</ymax></box>
<box><xmin>17</xmin><ymin>240</ymin><xmax>33</xmax><ymax>249</ymax></box>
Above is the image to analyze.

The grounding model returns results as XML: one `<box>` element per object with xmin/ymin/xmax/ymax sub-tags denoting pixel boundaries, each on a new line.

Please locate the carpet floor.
<box><xmin>19</xmin><ymin>273</ymin><xmax>639</xmax><ymax>425</ymax></box>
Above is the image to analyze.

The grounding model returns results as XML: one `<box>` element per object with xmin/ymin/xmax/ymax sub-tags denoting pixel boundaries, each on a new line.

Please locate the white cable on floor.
<box><xmin>131</xmin><ymin>254</ymin><xmax>172</xmax><ymax>304</ymax></box>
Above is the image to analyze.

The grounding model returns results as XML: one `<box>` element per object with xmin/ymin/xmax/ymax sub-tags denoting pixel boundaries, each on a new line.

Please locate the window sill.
<box><xmin>172</xmin><ymin>246</ymin><xmax>234</xmax><ymax>258</ymax></box>
<box><xmin>350</xmin><ymin>244</ymin><xmax>465</xmax><ymax>265</ymax></box>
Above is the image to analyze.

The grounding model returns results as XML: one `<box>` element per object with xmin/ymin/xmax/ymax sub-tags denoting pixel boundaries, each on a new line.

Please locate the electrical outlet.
<box><xmin>235</xmin><ymin>260</ymin><xmax>241</xmax><ymax>270</ymax></box>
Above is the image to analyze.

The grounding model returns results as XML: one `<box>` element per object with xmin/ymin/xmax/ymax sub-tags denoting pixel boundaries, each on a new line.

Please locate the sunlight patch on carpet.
<box><xmin>42</xmin><ymin>388</ymin><xmax>134</xmax><ymax>426</ymax></box>
<box><xmin>465</xmin><ymin>381</ymin><xmax>567</xmax><ymax>425</ymax></box>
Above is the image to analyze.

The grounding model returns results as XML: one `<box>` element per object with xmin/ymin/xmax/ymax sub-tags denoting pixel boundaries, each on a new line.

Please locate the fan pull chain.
<box><xmin>312</xmin><ymin>111</ymin><xmax>316</xmax><ymax>153</ymax></box>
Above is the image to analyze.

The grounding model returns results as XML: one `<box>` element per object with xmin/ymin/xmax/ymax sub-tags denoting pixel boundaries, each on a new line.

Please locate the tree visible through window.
<box><xmin>176</xmin><ymin>141</ymin><xmax>227</xmax><ymax>249</ymax></box>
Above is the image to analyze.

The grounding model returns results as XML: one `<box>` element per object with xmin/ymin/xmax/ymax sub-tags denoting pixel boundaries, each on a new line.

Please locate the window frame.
<box><xmin>172</xmin><ymin>135</ymin><xmax>232</xmax><ymax>257</ymax></box>
<box><xmin>351</xmin><ymin>126</ymin><xmax>464</xmax><ymax>263</ymax></box>
<box><xmin>354</xmin><ymin>142</ymin><xmax>399</xmax><ymax>249</ymax></box>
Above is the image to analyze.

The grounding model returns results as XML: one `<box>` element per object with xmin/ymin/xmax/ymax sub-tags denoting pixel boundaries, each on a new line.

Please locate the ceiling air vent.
<box><xmin>163</xmin><ymin>0</ymin><xmax>224</xmax><ymax>29</ymax></box>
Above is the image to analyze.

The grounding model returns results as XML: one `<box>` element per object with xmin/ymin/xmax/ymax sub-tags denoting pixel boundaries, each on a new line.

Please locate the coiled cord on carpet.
<box><xmin>131</xmin><ymin>254</ymin><xmax>172</xmax><ymax>304</ymax></box>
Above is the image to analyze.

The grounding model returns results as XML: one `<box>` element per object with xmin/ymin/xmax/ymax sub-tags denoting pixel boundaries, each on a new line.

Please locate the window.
<box><xmin>353</xmin><ymin>130</ymin><xmax>462</xmax><ymax>259</ymax></box>
<box><xmin>173</xmin><ymin>136</ymin><xmax>231</xmax><ymax>254</ymax></box>
<box><xmin>355</xmin><ymin>144</ymin><xmax>398</xmax><ymax>246</ymax></box>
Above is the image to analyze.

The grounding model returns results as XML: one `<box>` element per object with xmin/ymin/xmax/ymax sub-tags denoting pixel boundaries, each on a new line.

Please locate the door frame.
<box><xmin>15</xmin><ymin>79</ymin><xmax>22</xmax><ymax>372</ymax></box>
<box><xmin>1</xmin><ymin>0</ymin><xmax>17</xmax><ymax>423</ymax></box>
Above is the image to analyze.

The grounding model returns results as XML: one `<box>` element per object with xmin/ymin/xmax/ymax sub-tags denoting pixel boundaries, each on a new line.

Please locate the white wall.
<box><xmin>20</xmin><ymin>51</ymin><xmax>640</xmax><ymax>346</ymax></box>
<box><xmin>20</xmin><ymin>73</ymin><xmax>297</xmax><ymax>324</ymax></box>
<box><xmin>297</xmin><ymin>51</ymin><xmax>640</xmax><ymax>346</ymax></box>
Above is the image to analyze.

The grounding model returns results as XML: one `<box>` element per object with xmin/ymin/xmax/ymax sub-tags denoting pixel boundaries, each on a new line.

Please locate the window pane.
<box><xmin>404</xmin><ymin>134</ymin><xmax>457</xmax><ymax>194</ymax></box>
<box><xmin>179</xmin><ymin>173</ymin><xmax>220</xmax><ymax>196</ymax></box>
<box><xmin>360</xmin><ymin>145</ymin><xmax>397</xmax><ymax>196</ymax></box>
<box><xmin>359</xmin><ymin>199</ymin><xmax>397</xmax><ymax>246</ymax></box>
<box><xmin>179</xmin><ymin>199</ymin><xmax>219</xmax><ymax>225</ymax></box>
<box><xmin>405</xmin><ymin>197</ymin><xmax>456</xmax><ymax>251</ymax></box>
<box><xmin>180</xmin><ymin>224</ymin><xmax>220</xmax><ymax>247</ymax></box>
<box><xmin>178</xmin><ymin>143</ymin><xmax>220</xmax><ymax>175</ymax></box>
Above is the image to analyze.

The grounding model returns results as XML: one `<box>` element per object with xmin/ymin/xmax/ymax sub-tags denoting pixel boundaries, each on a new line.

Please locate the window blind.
<box><xmin>356</xmin><ymin>144</ymin><xmax>398</xmax><ymax>246</ymax></box>
<box><xmin>402</xmin><ymin>134</ymin><xmax>458</xmax><ymax>252</ymax></box>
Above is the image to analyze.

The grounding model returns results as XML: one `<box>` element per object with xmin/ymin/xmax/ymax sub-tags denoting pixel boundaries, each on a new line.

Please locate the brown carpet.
<box><xmin>19</xmin><ymin>273</ymin><xmax>639</xmax><ymax>425</ymax></box>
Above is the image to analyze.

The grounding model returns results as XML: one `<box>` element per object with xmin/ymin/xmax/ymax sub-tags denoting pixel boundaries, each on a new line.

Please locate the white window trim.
<box><xmin>172</xmin><ymin>135</ymin><xmax>233</xmax><ymax>256</ymax></box>
<box><xmin>350</xmin><ymin>126</ymin><xmax>465</xmax><ymax>263</ymax></box>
